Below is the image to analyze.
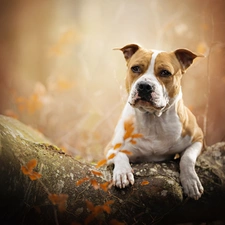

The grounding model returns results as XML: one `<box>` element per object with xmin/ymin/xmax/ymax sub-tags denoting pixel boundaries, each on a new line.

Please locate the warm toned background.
<box><xmin>0</xmin><ymin>0</ymin><xmax>225</xmax><ymax>161</ymax></box>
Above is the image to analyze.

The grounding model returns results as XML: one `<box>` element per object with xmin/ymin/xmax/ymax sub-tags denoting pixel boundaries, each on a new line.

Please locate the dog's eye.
<box><xmin>160</xmin><ymin>70</ymin><xmax>172</xmax><ymax>77</ymax></box>
<box><xmin>131</xmin><ymin>66</ymin><xmax>142</xmax><ymax>73</ymax></box>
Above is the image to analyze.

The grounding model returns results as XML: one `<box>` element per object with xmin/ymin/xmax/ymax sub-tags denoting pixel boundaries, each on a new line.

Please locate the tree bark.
<box><xmin>0</xmin><ymin>115</ymin><xmax>225</xmax><ymax>225</ymax></box>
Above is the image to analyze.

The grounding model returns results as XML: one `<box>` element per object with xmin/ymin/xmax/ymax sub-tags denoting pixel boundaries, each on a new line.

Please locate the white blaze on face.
<box><xmin>128</xmin><ymin>50</ymin><xmax>169</xmax><ymax>114</ymax></box>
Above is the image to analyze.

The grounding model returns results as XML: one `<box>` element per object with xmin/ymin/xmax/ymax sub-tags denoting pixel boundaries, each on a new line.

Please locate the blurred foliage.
<box><xmin>0</xmin><ymin>0</ymin><xmax>225</xmax><ymax>160</ymax></box>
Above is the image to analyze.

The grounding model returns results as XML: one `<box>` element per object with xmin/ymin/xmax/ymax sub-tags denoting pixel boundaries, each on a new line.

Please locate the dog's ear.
<box><xmin>174</xmin><ymin>49</ymin><xmax>204</xmax><ymax>73</ymax></box>
<box><xmin>114</xmin><ymin>44</ymin><xmax>140</xmax><ymax>61</ymax></box>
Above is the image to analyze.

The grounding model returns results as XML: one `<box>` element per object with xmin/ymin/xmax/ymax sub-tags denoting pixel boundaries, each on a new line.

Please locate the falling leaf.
<box><xmin>141</xmin><ymin>180</ymin><xmax>149</xmax><ymax>186</ymax></box>
<box><xmin>107</xmin><ymin>153</ymin><xmax>116</xmax><ymax>160</ymax></box>
<box><xmin>90</xmin><ymin>179</ymin><xmax>99</xmax><ymax>190</ymax></box>
<box><xmin>95</xmin><ymin>159</ymin><xmax>107</xmax><ymax>168</ymax></box>
<box><xmin>120</xmin><ymin>150</ymin><xmax>133</xmax><ymax>155</ymax></box>
<box><xmin>90</xmin><ymin>170</ymin><xmax>103</xmax><ymax>177</ymax></box>
<box><xmin>196</xmin><ymin>41</ymin><xmax>208</xmax><ymax>55</ymax></box>
<box><xmin>21</xmin><ymin>159</ymin><xmax>42</xmax><ymax>181</ymax></box>
<box><xmin>131</xmin><ymin>133</ymin><xmax>143</xmax><ymax>139</ymax></box>
<box><xmin>76</xmin><ymin>177</ymin><xmax>90</xmax><ymax>186</ymax></box>
<box><xmin>123</xmin><ymin>118</ymin><xmax>134</xmax><ymax>140</ymax></box>
<box><xmin>113</xmin><ymin>143</ymin><xmax>122</xmax><ymax>149</ymax></box>
<box><xmin>16</xmin><ymin>93</ymin><xmax>43</xmax><ymax>115</ymax></box>
<box><xmin>130</xmin><ymin>139</ymin><xmax>137</xmax><ymax>145</ymax></box>
<box><xmin>48</xmin><ymin>194</ymin><xmax>68</xmax><ymax>212</ymax></box>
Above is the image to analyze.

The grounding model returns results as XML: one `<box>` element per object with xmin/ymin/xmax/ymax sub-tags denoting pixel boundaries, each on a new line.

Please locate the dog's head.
<box><xmin>117</xmin><ymin>44</ymin><xmax>203</xmax><ymax>116</ymax></box>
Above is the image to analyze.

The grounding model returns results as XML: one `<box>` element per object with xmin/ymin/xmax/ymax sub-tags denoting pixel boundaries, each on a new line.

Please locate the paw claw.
<box><xmin>113</xmin><ymin>166</ymin><xmax>134</xmax><ymax>188</ymax></box>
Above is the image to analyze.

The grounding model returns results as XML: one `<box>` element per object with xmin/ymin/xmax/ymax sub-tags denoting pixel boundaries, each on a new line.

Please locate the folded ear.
<box><xmin>174</xmin><ymin>49</ymin><xmax>204</xmax><ymax>73</ymax></box>
<box><xmin>114</xmin><ymin>44</ymin><xmax>140</xmax><ymax>61</ymax></box>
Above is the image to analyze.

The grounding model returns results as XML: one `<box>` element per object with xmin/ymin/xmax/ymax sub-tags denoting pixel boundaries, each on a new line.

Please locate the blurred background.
<box><xmin>0</xmin><ymin>0</ymin><xmax>225</xmax><ymax>161</ymax></box>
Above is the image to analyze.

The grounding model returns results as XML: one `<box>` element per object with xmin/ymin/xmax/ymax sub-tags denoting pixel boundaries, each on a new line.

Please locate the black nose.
<box><xmin>137</xmin><ymin>82</ymin><xmax>153</xmax><ymax>98</ymax></box>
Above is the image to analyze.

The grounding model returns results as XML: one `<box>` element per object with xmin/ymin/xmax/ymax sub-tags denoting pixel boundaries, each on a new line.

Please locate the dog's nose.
<box><xmin>137</xmin><ymin>82</ymin><xmax>153</xmax><ymax>97</ymax></box>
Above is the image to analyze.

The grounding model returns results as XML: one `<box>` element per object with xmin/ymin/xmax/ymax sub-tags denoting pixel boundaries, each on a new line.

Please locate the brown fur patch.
<box><xmin>154</xmin><ymin>52</ymin><xmax>183</xmax><ymax>98</ymax></box>
<box><xmin>176</xmin><ymin>99</ymin><xmax>203</xmax><ymax>143</ymax></box>
<box><xmin>125</xmin><ymin>49</ymin><xmax>153</xmax><ymax>93</ymax></box>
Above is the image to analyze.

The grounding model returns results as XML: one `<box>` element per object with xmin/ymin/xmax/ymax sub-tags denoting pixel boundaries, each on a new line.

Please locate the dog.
<box><xmin>105</xmin><ymin>44</ymin><xmax>204</xmax><ymax>200</ymax></box>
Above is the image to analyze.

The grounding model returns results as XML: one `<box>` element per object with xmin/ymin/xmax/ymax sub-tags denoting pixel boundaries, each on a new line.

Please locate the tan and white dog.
<box><xmin>105</xmin><ymin>44</ymin><xmax>204</xmax><ymax>200</ymax></box>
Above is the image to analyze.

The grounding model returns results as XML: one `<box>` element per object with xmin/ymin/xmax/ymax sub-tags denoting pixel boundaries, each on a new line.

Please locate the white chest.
<box><xmin>126</xmin><ymin>107</ymin><xmax>192</xmax><ymax>162</ymax></box>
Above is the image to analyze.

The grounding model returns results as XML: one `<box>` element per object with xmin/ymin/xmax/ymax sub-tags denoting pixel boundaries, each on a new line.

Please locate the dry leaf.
<box><xmin>90</xmin><ymin>179</ymin><xmax>99</xmax><ymax>190</ymax></box>
<box><xmin>76</xmin><ymin>177</ymin><xmax>89</xmax><ymax>186</ymax></box>
<box><xmin>86</xmin><ymin>200</ymin><xmax>95</xmax><ymax>212</ymax></box>
<box><xmin>131</xmin><ymin>133</ymin><xmax>143</xmax><ymax>138</ymax></box>
<box><xmin>107</xmin><ymin>153</ymin><xmax>116</xmax><ymax>160</ymax></box>
<box><xmin>48</xmin><ymin>193</ymin><xmax>68</xmax><ymax>212</ymax></box>
<box><xmin>21</xmin><ymin>159</ymin><xmax>42</xmax><ymax>181</ymax></box>
<box><xmin>123</xmin><ymin>118</ymin><xmax>134</xmax><ymax>140</ymax></box>
<box><xmin>120</xmin><ymin>150</ymin><xmax>133</xmax><ymax>155</ymax></box>
<box><xmin>141</xmin><ymin>180</ymin><xmax>149</xmax><ymax>186</ymax></box>
<box><xmin>113</xmin><ymin>143</ymin><xmax>122</xmax><ymax>150</ymax></box>
<box><xmin>100</xmin><ymin>181</ymin><xmax>113</xmax><ymax>192</ymax></box>
<box><xmin>130</xmin><ymin>139</ymin><xmax>137</xmax><ymax>145</ymax></box>
<box><xmin>95</xmin><ymin>159</ymin><xmax>107</xmax><ymax>168</ymax></box>
<box><xmin>90</xmin><ymin>170</ymin><xmax>103</xmax><ymax>177</ymax></box>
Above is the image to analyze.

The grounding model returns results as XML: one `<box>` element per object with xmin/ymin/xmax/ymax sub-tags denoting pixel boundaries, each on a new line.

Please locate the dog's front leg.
<box><xmin>179</xmin><ymin>142</ymin><xmax>204</xmax><ymax>200</ymax></box>
<box><xmin>106</xmin><ymin>102</ymin><xmax>135</xmax><ymax>188</ymax></box>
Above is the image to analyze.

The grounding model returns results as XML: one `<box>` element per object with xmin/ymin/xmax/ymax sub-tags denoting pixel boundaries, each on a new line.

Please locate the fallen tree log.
<box><xmin>0</xmin><ymin>114</ymin><xmax>224</xmax><ymax>225</ymax></box>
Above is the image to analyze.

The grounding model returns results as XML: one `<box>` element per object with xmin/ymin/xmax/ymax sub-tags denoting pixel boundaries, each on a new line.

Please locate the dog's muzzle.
<box><xmin>128</xmin><ymin>80</ymin><xmax>168</xmax><ymax>113</ymax></box>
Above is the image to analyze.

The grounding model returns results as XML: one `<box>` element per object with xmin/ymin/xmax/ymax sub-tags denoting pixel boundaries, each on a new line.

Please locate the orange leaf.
<box><xmin>86</xmin><ymin>200</ymin><xmax>95</xmax><ymax>211</ymax></box>
<box><xmin>76</xmin><ymin>177</ymin><xmax>89</xmax><ymax>186</ymax></box>
<box><xmin>103</xmin><ymin>200</ymin><xmax>114</xmax><ymax>214</ymax></box>
<box><xmin>123</xmin><ymin>118</ymin><xmax>134</xmax><ymax>140</ymax></box>
<box><xmin>90</xmin><ymin>170</ymin><xmax>103</xmax><ymax>177</ymax></box>
<box><xmin>105</xmin><ymin>200</ymin><xmax>114</xmax><ymax>206</ymax></box>
<box><xmin>130</xmin><ymin>139</ymin><xmax>137</xmax><ymax>145</ymax></box>
<box><xmin>90</xmin><ymin>179</ymin><xmax>99</xmax><ymax>190</ymax></box>
<box><xmin>107</xmin><ymin>153</ymin><xmax>116</xmax><ymax>160</ymax></box>
<box><xmin>123</xmin><ymin>130</ymin><xmax>133</xmax><ymax>140</ymax></box>
<box><xmin>131</xmin><ymin>133</ymin><xmax>143</xmax><ymax>139</ymax></box>
<box><xmin>113</xmin><ymin>143</ymin><xmax>122</xmax><ymax>149</ymax></box>
<box><xmin>28</xmin><ymin>171</ymin><xmax>42</xmax><ymax>181</ymax></box>
<box><xmin>120</xmin><ymin>150</ymin><xmax>133</xmax><ymax>155</ymax></box>
<box><xmin>26</xmin><ymin>159</ymin><xmax>38</xmax><ymax>171</ymax></box>
<box><xmin>48</xmin><ymin>194</ymin><xmax>68</xmax><ymax>212</ymax></box>
<box><xmin>95</xmin><ymin>159</ymin><xmax>107</xmax><ymax>168</ymax></box>
<box><xmin>141</xmin><ymin>180</ymin><xmax>149</xmax><ymax>186</ymax></box>
<box><xmin>21</xmin><ymin>159</ymin><xmax>42</xmax><ymax>180</ymax></box>
<box><xmin>100</xmin><ymin>181</ymin><xmax>113</xmax><ymax>192</ymax></box>
<box><xmin>102</xmin><ymin>204</ymin><xmax>111</xmax><ymax>214</ymax></box>
<box><xmin>92</xmin><ymin>205</ymin><xmax>103</xmax><ymax>217</ymax></box>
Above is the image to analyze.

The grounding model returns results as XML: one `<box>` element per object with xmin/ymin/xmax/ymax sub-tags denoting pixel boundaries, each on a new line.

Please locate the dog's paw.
<box><xmin>113</xmin><ymin>164</ymin><xmax>134</xmax><ymax>188</ymax></box>
<box><xmin>180</xmin><ymin>170</ymin><xmax>204</xmax><ymax>200</ymax></box>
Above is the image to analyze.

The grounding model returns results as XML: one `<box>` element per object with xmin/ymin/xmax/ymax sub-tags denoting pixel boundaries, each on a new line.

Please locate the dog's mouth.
<box><xmin>129</xmin><ymin>93</ymin><xmax>164</xmax><ymax>110</ymax></box>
